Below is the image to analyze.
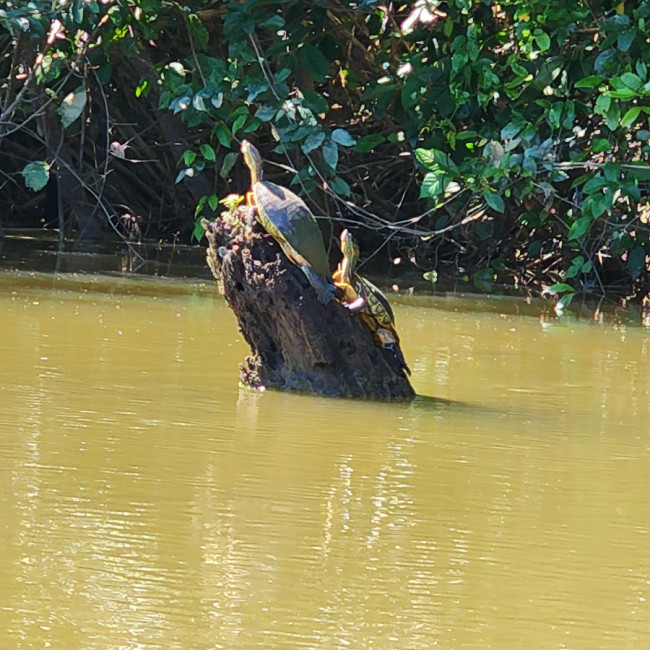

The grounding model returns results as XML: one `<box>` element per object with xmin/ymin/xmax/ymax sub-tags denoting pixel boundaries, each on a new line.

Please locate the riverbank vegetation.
<box><xmin>1</xmin><ymin>0</ymin><xmax>650</xmax><ymax>304</ymax></box>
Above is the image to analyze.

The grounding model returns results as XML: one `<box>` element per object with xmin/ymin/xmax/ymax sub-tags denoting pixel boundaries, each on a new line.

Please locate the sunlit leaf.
<box><xmin>22</xmin><ymin>161</ymin><xmax>50</xmax><ymax>192</ymax></box>
<box><xmin>59</xmin><ymin>86</ymin><xmax>86</xmax><ymax>128</ymax></box>
<box><xmin>542</xmin><ymin>282</ymin><xmax>575</xmax><ymax>295</ymax></box>
<box><xmin>331</xmin><ymin>128</ymin><xmax>356</xmax><ymax>147</ymax></box>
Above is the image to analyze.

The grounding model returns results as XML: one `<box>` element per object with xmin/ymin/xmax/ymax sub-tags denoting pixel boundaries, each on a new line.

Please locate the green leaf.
<box><xmin>556</xmin><ymin>293</ymin><xmax>575</xmax><ymax>310</ymax></box>
<box><xmin>191</xmin><ymin>218</ymin><xmax>206</xmax><ymax>242</ymax></box>
<box><xmin>175</xmin><ymin>168</ymin><xmax>194</xmax><ymax>184</ymax></box>
<box><xmin>183</xmin><ymin>150</ymin><xmax>197</xmax><ymax>166</ymax></box>
<box><xmin>566</xmin><ymin>255</ymin><xmax>585</xmax><ymax>279</ymax></box>
<box><xmin>59</xmin><ymin>86</ymin><xmax>86</xmax><ymax>128</ymax></box>
<box><xmin>255</xmin><ymin>104</ymin><xmax>276</xmax><ymax>122</ymax></box>
<box><xmin>354</xmin><ymin>134</ymin><xmax>385</xmax><ymax>153</ymax></box>
<box><xmin>621</xmin><ymin>106</ymin><xmax>641</xmax><ymax>128</ymax></box>
<box><xmin>423</xmin><ymin>270</ymin><xmax>438</xmax><ymax>284</ymax></box>
<box><xmin>299</xmin><ymin>43</ymin><xmax>330</xmax><ymax>82</ymax></box>
<box><xmin>22</xmin><ymin>161</ymin><xmax>50</xmax><ymax>192</ymax></box>
<box><xmin>331</xmin><ymin>128</ymin><xmax>356</xmax><ymax>147</ymax></box>
<box><xmin>617</xmin><ymin>29</ymin><xmax>636</xmax><ymax>52</ymax></box>
<box><xmin>261</xmin><ymin>15</ymin><xmax>285</xmax><ymax>29</ymax></box>
<box><xmin>591</xmin><ymin>137</ymin><xmax>611</xmax><ymax>153</ymax></box>
<box><xmin>232</xmin><ymin>113</ymin><xmax>247</xmax><ymax>135</ymax></box>
<box><xmin>603</xmin><ymin>162</ymin><xmax>620</xmax><ymax>183</ymax></box>
<box><xmin>200</xmin><ymin>144</ymin><xmax>216</xmax><ymax>162</ymax></box>
<box><xmin>607</xmin><ymin>88</ymin><xmax>638</xmax><ymax>100</ymax></box>
<box><xmin>192</xmin><ymin>94</ymin><xmax>206</xmax><ymax>111</ymax></box>
<box><xmin>621</xmin><ymin>180</ymin><xmax>641</xmax><ymax>202</ymax></box>
<box><xmin>591</xmin><ymin>190</ymin><xmax>612</xmax><ymax>218</ymax></box>
<box><xmin>220</xmin><ymin>152</ymin><xmax>238</xmax><ymax>179</ymax></box>
<box><xmin>542</xmin><ymin>282</ymin><xmax>575</xmax><ymax>296</ymax></box>
<box><xmin>331</xmin><ymin>176</ymin><xmax>351</xmax><ymax>196</ymax></box>
<box><xmin>188</xmin><ymin>13</ymin><xmax>209</xmax><ymax>51</ymax></box>
<box><xmin>214</xmin><ymin>123</ymin><xmax>231</xmax><ymax>148</ymax></box>
<box><xmin>501</xmin><ymin>121</ymin><xmax>524</xmax><ymax>139</ymax></box>
<box><xmin>420</xmin><ymin>171</ymin><xmax>447</xmax><ymax>199</ymax></box>
<box><xmin>568</xmin><ymin>216</ymin><xmax>592</xmax><ymax>240</ymax></box>
<box><xmin>482</xmin><ymin>189</ymin><xmax>505</xmax><ymax>212</ymax></box>
<box><xmin>575</xmin><ymin>75</ymin><xmax>604</xmax><ymax>88</ymax></box>
<box><xmin>301</xmin><ymin>130</ymin><xmax>326</xmax><ymax>154</ymax></box>
<box><xmin>322</xmin><ymin>139</ymin><xmax>338</xmax><ymax>171</ymax></box>
<box><xmin>534</xmin><ymin>30</ymin><xmax>551</xmax><ymax>52</ymax></box>
<box><xmin>583</xmin><ymin>175</ymin><xmax>607</xmax><ymax>194</ymax></box>
<box><xmin>594</xmin><ymin>94</ymin><xmax>611</xmax><ymax>116</ymax></box>
<box><xmin>621</xmin><ymin>72</ymin><xmax>643</xmax><ymax>89</ymax></box>
<box><xmin>605</xmin><ymin>102</ymin><xmax>620</xmax><ymax>130</ymax></box>
<box><xmin>303</xmin><ymin>91</ymin><xmax>329</xmax><ymax>115</ymax></box>
<box><xmin>415</xmin><ymin>148</ymin><xmax>455</xmax><ymax>170</ymax></box>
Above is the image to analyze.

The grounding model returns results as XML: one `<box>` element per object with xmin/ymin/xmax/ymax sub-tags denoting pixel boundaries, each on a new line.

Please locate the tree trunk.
<box><xmin>204</xmin><ymin>209</ymin><xmax>415</xmax><ymax>401</ymax></box>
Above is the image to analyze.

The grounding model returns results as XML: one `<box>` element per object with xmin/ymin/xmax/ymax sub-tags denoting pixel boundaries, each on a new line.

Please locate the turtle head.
<box><xmin>339</xmin><ymin>229</ymin><xmax>359</xmax><ymax>266</ymax></box>
<box><xmin>339</xmin><ymin>229</ymin><xmax>360</xmax><ymax>281</ymax></box>
<box><xmin>241</xmin><ymin>140</ymin><xmax>263</xmax><ymax>183</ymax></box>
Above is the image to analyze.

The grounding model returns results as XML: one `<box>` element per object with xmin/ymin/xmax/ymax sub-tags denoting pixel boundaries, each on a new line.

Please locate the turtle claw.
<box><xmin>300</xmin><ymin>264</ymin><xmax>335</xmax><ymax>303</ymax></box>
<box><xmin>314</xmin><ymin>279</ymin><xmax>336</xmax><ymax>304</ymax></box>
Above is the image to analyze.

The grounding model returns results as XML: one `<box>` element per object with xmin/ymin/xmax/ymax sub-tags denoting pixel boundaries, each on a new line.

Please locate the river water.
<box><xmin>1</xmin><ymin>267</ymin><xmax>650</xmax><ymax>649</ymax></box>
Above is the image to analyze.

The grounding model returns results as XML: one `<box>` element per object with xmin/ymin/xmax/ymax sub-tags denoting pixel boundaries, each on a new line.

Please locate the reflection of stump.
<box><xmin>204</xmin><ymin>208</ymin><xmax>415</xmax><ymax>401</ymax></box>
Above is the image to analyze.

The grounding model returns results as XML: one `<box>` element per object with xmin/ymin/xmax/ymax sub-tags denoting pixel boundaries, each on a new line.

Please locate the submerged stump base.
<box><xmin>204</xmin><ymin>208</ymin><xmax>415</xmax><ymax>401</ymax></box>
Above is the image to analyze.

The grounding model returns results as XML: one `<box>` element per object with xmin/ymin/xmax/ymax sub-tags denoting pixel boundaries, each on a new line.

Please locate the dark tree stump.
<box><xmin>203</xmin><ymin>208</ymin><xmax>415</xmax><ymax>401</ymax></box>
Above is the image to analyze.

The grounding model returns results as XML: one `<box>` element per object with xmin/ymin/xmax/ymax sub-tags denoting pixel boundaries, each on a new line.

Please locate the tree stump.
<box><xmin>203</xmin><ymin>207</ymin><xmax>415</xmax><ymax>401</ymax></box>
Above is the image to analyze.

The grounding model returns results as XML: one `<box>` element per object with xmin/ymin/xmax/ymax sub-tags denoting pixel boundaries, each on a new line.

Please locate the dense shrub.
<box><xmin>2</xmin><ymin>0</ymin><xmax>650</xmax><ymax>300</ymax></box>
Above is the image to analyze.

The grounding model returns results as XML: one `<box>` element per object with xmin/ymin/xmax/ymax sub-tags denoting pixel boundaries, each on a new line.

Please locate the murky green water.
<box><xmin>1</xmin><ymin>269</ymin><xmax>650</xmax><ymax>649</ymax></box>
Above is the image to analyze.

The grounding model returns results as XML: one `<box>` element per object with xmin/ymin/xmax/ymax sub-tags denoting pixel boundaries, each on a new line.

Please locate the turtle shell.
<box><xmin>252</xmin><ymin>180</ymin><xmax>330</xmax><ymax>279</ymax></box>
<box><xmin>357</xmin><ymin>276</ymin><xmax>395</xmax><ymax>329</ymax></box>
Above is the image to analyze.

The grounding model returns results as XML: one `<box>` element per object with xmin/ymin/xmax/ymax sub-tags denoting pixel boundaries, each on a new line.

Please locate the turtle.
<box><xmin>241</xmin><ymin>140</ymin><xmax>335</xmax><ymax>303</ymax></box>
<box><xmin>333</xmin><ymin>229</ymin><xmax>411</xmax><ymax>374</ymax></box>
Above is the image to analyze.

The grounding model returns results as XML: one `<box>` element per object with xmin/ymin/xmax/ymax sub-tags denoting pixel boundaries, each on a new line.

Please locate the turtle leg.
<box><xmin>299</xmin><ymin>263</ymin><xmax>336</xmax><ymax>303</ymax></box>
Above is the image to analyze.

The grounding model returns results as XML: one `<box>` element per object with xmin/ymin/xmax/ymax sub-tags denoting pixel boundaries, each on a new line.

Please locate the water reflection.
<box><xmin>1</xmin><ymin>273</ymin><xmax>650</xmax><ymax>648</ymax></box>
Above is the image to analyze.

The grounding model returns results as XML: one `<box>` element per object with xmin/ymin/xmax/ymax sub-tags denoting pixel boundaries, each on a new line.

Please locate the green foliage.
<box><xmin>3</xmin><ymin>0</ymin><xmax>650</xmax><ymax>297</ymax></box>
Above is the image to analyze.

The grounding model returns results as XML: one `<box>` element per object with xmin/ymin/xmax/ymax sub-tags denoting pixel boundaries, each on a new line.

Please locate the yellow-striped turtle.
<box><xmin>333</xmin><ymin>229</ymin><xmax>410</xmax><ymax>374</ymax></box>
<box><xmin>241</xmin><ymin>140</ymin><xmax>334</xmax><ymax>303</ymax></box>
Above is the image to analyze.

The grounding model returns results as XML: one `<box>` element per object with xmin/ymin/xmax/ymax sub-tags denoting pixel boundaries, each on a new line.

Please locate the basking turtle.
<box><xmin>241</xmin><ymin>140</ymin><xmax>334</xmax><ymax>303</ymax></box>
<box><xmin>333</xmin><ymin>229</ymin><xmax>410</xmax><ymax>374</ymax></box>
